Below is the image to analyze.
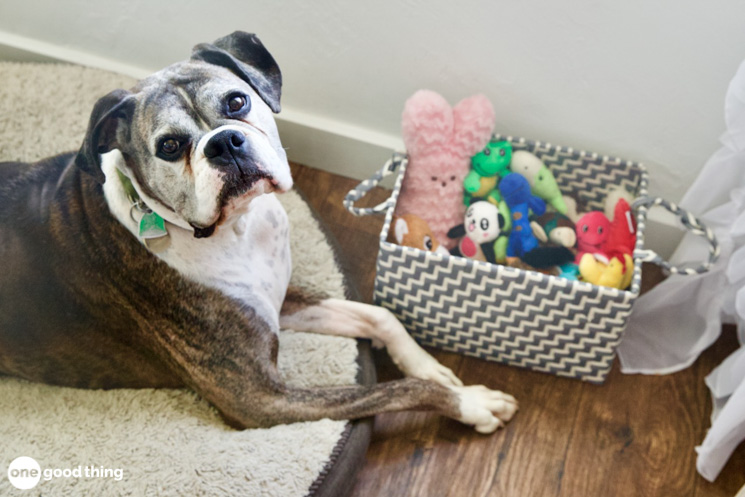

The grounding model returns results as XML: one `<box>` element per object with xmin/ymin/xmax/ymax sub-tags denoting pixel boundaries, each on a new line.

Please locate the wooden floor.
<box><xmin>290</xmin><ymin>162</ymin><xmax>745</xmax><ymax>497</ymax></box>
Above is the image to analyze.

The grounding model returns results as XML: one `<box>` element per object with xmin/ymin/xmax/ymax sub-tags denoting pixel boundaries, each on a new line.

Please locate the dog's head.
<box><xmin>75</xmin><ymin>31</ymin><xmax>292</xmax><ymax>238</ymax></box>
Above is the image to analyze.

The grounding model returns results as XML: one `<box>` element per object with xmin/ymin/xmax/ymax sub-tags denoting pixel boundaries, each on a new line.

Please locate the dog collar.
<box><xmin>116</xmin><ymin>169</ymin><xmax>171</xmax><ymax>251</ymax></box>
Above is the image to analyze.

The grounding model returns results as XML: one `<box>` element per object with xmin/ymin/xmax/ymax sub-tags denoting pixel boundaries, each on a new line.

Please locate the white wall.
<box><xmin>1</xmin><ymin>0</ymin><xmax>745</xmax><ymax>205</ymax></box>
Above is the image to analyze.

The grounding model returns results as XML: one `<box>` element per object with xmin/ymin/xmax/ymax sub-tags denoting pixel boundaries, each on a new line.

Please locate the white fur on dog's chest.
<box><xmin>101</xmin><ymin>154</ymin><xmax>292</xmax><ymax>333</ymax></box>
<box><xmin>159</xmin><ymin>195</ymin><xmax>292</xmax><ymax>332</ymax></box>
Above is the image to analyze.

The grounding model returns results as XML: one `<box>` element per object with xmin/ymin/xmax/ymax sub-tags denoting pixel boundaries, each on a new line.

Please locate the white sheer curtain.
<box><xmin>617</xmin><ymin>59</ymin><xmax>745</xmax><ymax>482</ymax></box>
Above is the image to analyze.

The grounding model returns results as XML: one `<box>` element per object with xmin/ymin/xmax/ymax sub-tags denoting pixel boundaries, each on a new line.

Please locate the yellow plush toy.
<box><xmin>578</xmin><ymin>253</ymin><xmax>634</xmax><ymax>289</ymax></box>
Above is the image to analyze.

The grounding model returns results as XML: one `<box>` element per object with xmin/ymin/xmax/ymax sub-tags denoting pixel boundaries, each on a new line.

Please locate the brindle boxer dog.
<box><xmin>0</xmin><ymin>32</ymin><xmax>517</xmax><ymax>433</ymax></box>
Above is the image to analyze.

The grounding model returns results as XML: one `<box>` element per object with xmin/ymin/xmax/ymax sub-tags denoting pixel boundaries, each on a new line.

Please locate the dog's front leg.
<box><xmin>279</xmin><ymin>294</ymin><xmax>519</xmax><ymax>427</ymax></box>
<box><xmin>149</xmin><ymin>300</ymin><xmax>515</xmax><ymax>433</ymax></box>
<box><xmin>280</xmin><ymin>297</ymin><xmax>465</xmax><ymax>387</ymax></box>
<box><xmin>252</xmin><ymin>375</ymin><xmax>516</xmax><ymax>433</ymax></box>
<box><xmin>277</xmin><ymin>295</ymin><xmax>516</xmax><ymax>432</ymax></box>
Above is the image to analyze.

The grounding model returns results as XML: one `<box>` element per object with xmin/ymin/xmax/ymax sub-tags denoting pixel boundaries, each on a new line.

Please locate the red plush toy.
<box><xmin>607</xmin><ymin>198</ymin><xmax>637</xmax><ymax>256</ymax></box>
<box><xmin>576</xmin><ymin>199</ymin><xmax>637</xmax><ymax>289</ymax></box>
<box><xmin>575</xmin><ymin>211</ymin><xmax>611</xmax><ymax>263</ymax></box>
<box><xmin>575</xmin><ymin>199</ymin><xmax>636</xmax><ymax>262</ymax></box>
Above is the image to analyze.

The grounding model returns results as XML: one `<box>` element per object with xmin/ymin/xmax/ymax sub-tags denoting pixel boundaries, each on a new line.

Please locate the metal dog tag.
<box><xmin>143</xmin><ymin>234</ymin><xmax>171</xmax><ymax>253</ymax></box>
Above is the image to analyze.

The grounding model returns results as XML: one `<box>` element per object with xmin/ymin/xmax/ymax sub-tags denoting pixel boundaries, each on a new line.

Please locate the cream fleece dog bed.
<box><xmin>0</xmin><ymin>62</ymin><xmax>369</xmax><ymax>496</ymax></box>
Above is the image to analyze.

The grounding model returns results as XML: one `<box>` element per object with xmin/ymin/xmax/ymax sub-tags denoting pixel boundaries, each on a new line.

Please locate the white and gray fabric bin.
<box><xmin>345</xmin><ymin>135</ymin><xmax>719</xmax><ymax>383</ymax></box>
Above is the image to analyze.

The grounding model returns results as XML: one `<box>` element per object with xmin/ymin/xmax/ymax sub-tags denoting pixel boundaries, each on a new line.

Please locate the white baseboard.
<box><xmin>276</xmin><ymin>108</ymin><xmax>402</xmax><ymax>183</ymax></box>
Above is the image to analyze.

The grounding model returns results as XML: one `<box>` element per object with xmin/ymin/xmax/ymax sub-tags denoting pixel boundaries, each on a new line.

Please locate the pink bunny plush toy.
<box><xmin>395</xmin><ymin>90</ymin><xmax>495</xmax><ymax>250</ymax></box>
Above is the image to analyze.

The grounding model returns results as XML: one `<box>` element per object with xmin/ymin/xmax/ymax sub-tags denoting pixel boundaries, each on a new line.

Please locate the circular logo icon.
<box><xmin>7</xmin><ymin>456</ymin><xmax>41</xmax><ymax>490</ymax></box>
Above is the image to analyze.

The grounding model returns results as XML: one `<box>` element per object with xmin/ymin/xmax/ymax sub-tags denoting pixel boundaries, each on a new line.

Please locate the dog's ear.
<box><xmin>75</xmin><ymin>89</ymin><xmax>135</xmax><ymax>183</ymax></box>
<box><xmin>191</xmin><ymin>31</ymin><xmax>282</xmax><ymax>113</ymax></box>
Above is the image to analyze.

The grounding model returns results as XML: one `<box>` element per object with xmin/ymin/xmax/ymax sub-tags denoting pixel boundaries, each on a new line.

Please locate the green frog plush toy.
<box><xmin>463</xmin><ymin>140</ymin><xmax>512</xmax><ymax>206</ymax></box>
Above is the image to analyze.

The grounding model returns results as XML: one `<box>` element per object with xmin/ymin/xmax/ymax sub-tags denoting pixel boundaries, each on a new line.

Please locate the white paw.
<box><xmin>388</xmin><ymin>337</ymin><xmax>463</xmax><ymax>387</ymax></box>
<box><xmin>450</xmin><ymin>385</ymin><xmax>518</xmax><ymax>434</ymax></box>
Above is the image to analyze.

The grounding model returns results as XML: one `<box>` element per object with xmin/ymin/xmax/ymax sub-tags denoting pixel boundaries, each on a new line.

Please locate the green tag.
<box><xmin>139</xmin><ymin>211</ymin><xmax>168</xmax><ymax>240</ymax></box>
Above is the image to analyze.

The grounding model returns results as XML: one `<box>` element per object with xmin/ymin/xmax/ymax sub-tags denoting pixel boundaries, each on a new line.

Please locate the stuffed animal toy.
<box><xmin>499</xmin><ymin>173</ymin><xmax>574</xmax><ymax>268</ymax></box>
<box><xmin>395</xmin><ymin>90</ymin><xmax>495</xmax><ymax>250</ymax></box>
<box><xmin>463</xmin><ymin>140</ymin><xmax>512</xmax><ymax>206</ymax></box>
<box><xmin>606</xmin><ymin>198</ymin><xmax>637</xmax><ymax>255</ymax></box>
<box><xmin>558</xmin><ymin>262</ymin><xmax>580</xmax><ymax>281</ymax></box>
<box><xmin>388</xmin><ymin>213</ymin><xmax>449</xmax><ymax>255</ymax></box>
<box><xmin>604</xmin><ymin>187</ymin><xmax>634</xmax><ymax>222</ymax></box>
<box><xmin>579</xmin><ymin>253</ymin><xmax>634</xmax><ymax>289</ymax></box>
<box><xmin>575</xmin><ymin>199</ymin><xmax>636</xmax><ymax>289</ymax></box>
<box><xmin>530</xmin><ymin>212</ymin><xmax>576</xmax><ymax>248</ymax></box>
<box><xmin>447</xmin><ymin>201</ymin><xmax>507</xmax><ymax>263</ymax></box>
<box><xmin>575</xmin><ymin>199</ymin><xmax>636</xmax><ymax>263</ymax></box>
<box><xmin>510</xmin><ymin>151</ymin><xmax>568</xmax><ymax>214</ymax></box>
<box><xmin>500</xmin><ymin>172</ymin><xmax>545</xmax><ymax>257</ymax></box>
<box><xmin>574</xmin><ymin>211</ymin><xmax>611</xmax><ymax>263</ymax></box>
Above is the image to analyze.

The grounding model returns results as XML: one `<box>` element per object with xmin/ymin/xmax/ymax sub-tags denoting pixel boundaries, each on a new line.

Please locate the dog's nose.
<box><xmin>203</xmin><ymin>130</ymin><xmax>247</xmax><ymax>167</ymax></box>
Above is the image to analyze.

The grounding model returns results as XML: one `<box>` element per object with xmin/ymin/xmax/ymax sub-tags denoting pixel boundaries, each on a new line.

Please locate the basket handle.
<box><xmin>343</xmin><ymin>153</ymin><xmax>407</xmax><ymax>216</ymax></box>
<box><xmin>632</xmin><ymin>196</ymin><xmax>720</xmax><ymax>275</ymax></box>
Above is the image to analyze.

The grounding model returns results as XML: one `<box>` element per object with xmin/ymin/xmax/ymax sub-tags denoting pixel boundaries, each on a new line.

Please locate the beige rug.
<box><xmin>0</xmin><ymin>62</ymin><xmax>359</xmax><ymax>496</ymax></box>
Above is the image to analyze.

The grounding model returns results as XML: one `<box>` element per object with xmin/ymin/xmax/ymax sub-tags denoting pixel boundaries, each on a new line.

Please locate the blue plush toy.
<box><xmin>499</xmin><ymin>173</ymin><xmax>574</xmax><ymax>268</ymax></box>
<box><xmin>499</xmin><ymin>173</ymin><xmax>546</xmax><ymax>258</ymax></box>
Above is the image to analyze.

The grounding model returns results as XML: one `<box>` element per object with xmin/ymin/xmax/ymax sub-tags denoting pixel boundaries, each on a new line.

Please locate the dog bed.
<box><xmin>0</xmin><ymin>62</ymin><xmax>372</xmax><ymax>496</ymax></box>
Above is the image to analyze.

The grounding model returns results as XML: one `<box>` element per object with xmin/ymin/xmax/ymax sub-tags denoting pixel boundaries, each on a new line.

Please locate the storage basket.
<box><xmin>345</xmin><ymin>135</ymin><xmax>719</xmax><ymax>383</ymax></box>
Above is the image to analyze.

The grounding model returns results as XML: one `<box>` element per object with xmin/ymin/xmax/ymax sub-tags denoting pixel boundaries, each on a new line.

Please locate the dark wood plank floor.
<box><xmin>290</xmin><ymin>162</ymin><xmax>745</xmax><ymax>497</ymax></box>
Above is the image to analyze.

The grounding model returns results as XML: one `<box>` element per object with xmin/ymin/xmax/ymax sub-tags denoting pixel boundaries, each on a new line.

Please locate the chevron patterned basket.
<box><xmin>345</xmin><ymin>135</ymin><xmax>718</xmax><ymax>383</ymax></box>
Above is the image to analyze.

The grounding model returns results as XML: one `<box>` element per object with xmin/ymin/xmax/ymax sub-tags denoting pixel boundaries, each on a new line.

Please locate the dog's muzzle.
<box><xmin>205</xmin><ymin>128</ymin><xmax>273</xmax><ymax>196</ymax></box>
<box><xmin>190</xmin><ymin>129</ymin><xmax>274</xmax><ymax>239</ymax></box>
<box><xmin>204</xmin><ymin>129</ymin><xmax>262</xmax><ymax>176</ymax></box>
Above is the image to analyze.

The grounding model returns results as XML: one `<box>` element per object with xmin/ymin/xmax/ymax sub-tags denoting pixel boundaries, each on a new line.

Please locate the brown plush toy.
<box><xmin>388</xmin><ymin>214</ymin><xmax>448</xmax><ymax>255</ymax></box>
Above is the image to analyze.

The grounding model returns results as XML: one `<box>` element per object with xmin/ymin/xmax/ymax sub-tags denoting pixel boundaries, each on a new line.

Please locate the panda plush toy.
<box><xmin>447</xmin><ymin>201</ymin><xmax>507</xmax><ymax>263</ymax></box>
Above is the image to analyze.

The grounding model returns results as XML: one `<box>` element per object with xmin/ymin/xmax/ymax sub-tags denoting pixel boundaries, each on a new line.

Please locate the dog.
<box><xmin>0</xmin><ymin>32</ymin><xmax>516</xmax><ymax>433</ymax></box>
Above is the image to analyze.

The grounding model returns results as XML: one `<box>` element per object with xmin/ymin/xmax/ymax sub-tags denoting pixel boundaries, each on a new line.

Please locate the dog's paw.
<box><xmin>449</xmin><ymin>385</ymin><xmax>518</xmax><ymax>434</ymax></box>
<box><xmin>388</xmin><ymin>337</ymin><xmax>463</xmax><ymax>387</ymax></box>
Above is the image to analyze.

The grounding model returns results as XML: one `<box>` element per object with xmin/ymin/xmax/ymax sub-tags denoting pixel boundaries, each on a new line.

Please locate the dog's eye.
<box><xmin>161</xmin><ymin>139</ymin><xmax>180</xmax><ymax>155</ymax></box>
<box><xmin>226</xmin><ymin>93</ymin><xmax>250</xmax><ymax>115</ymax></box>
<box><xmin>228</xmin><ymin>96</ymin><xmax>246</xmax><ymax>112</ymax></box>
<box><xmin>156</xmin><ymin>137</ymin><xmax>186</xmax><ymax>161</ymax></box>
